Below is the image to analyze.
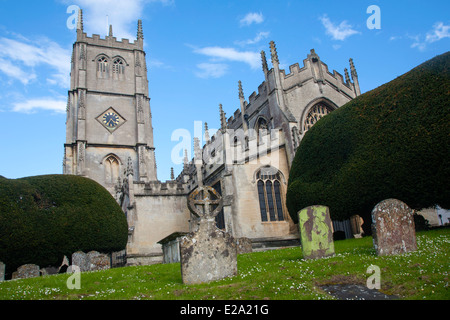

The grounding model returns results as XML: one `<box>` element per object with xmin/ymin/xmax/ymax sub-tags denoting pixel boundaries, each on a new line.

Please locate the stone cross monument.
<box><xmin>179</xmin><ymin>139</ymin><xmax>238</xmax><ymax>284</ymax></box>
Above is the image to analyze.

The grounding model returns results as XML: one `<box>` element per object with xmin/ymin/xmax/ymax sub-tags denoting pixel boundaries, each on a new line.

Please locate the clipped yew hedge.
<box><xmin>0</xmin><ymin>174</ymin><xmax>128</xmax><ymax>275</ymax></box>
<box><xmin>286</xmin><ymin>52</ymin><xmax>450</xmax><ymax>230</ymax></box>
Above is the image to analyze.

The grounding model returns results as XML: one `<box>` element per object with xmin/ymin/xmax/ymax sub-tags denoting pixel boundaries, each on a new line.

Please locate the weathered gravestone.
<box><xmin>72</xmin><ymin>251</ymin><xmax>89</xmax><ymax>272</ymax></box>
<box><xmin>87</xmin><ymin>251</ymin><xmax>110</xmax><ymax>271</ymax></box>
<box><xmin>180</xmin><ymin>159</ymin><xmax>237</xmax><ymax>284</ymax></box>
<box><xmin>72</xmin><ymin>251</ymin><xmax>110</xmax><ymax>272</ymax></box>
<box><xmin>12</xmin><ymin>264</ymin><xmax>40</xmax><ymax>279</ymax></box>
<box><xmin>371</xmin><ymin>198</ymin><xmax>417</xmax><ymax>256</ymax></box>
<box><xmin>0</xmin><ymin>261</ymin><xmax>5</xmax><ymax>282</ymax></box>
<box><xmin>298</xmin><ymin>205</ymin><xmax>335</xmax><ymax>260</ymax></box>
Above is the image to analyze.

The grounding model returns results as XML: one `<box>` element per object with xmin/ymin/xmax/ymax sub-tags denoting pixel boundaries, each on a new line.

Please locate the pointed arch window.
<box><xmin>105</xmin><ymin>155</ymin><xmax>120</xmax><ymax>184</ymax></box>
<box><xmin>256</xmin><ymin>117</ymin><xmax>269</xmax><ymax>144</ymax></box>
<box><xmin>256</xmin><ymin>167</ymin><xmax>286</xmax><ymax>222</ymax></box>
<box><xmin>303</xmin><ymin>103</ymin><xmax>333</xmax><ymax>132</ymax></box>
<box><xmin>97</xmin><ymin>56</ymin><xmax>108</xmax><ymax>73</ymax></box>
<box><xmin>112</xmin><ymin>57</ymin><xmax>125</xmax><ymax>75</ymax></box>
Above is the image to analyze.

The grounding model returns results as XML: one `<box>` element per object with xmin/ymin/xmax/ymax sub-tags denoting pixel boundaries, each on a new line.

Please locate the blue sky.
<box><xmin>0</xmin><ymin>0</ymin><xmax>448</xmax><ymax>181</ymax></box>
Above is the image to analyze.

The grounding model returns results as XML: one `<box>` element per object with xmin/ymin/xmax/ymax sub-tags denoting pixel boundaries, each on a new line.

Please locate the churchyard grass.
<box><xmin>0</xmin><ymin>228</ymin><xmax>448</xmax><ymax>300</ymax></box>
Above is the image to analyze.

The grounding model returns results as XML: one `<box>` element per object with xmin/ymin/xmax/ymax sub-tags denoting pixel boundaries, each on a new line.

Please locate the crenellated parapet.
<box><xmin>76</xmin><ymin>9</ymin><xmax>144</xmax><ymax>51</ymax></box>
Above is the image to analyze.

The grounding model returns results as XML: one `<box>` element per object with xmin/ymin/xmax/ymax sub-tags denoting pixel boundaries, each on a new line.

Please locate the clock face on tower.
<box><xmin>103</xmin><ymin>112</ymin><xmax>120</xmax><ymax>128</ymax></box>
<box><xmin>96</xmin><ymin>107</ymin><xmax>126</xmax><ymax>133</ymax></box>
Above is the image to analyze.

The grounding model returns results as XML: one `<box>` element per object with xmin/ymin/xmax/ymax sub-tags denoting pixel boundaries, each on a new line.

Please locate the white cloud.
<box><xmin>0</xmin><ymin>36</ymin><xmax>71</xmax><ymax>87</ymax></box>
<box><xmin>410</xmin><ymin>22</ymin><xmax>450</xmax><ymax>51</ymax></box>
<box><xmin>240</xmin><ymin>12</ymin><xmax>264</xmax><ymax>27</ymax></box>
<box><xmin>195</xmin><ymin>63</ymin><xmax>228</xmax><ymax>79</ymax></box>
<box><xmin>235</xmin><ymin>31</ymin><xmax>270</xmax><ymax>46</ymax></box>
<box><xmin>319</xmin><ymin>14</ymin><xmax>360</xmax><ymax>41</ymax></box>
<box><xmin>12</xmin><ymin>98</ymin><xmax>66</xmax><ymax>114</ymax></box>
<box><xmin>193</xmin><ymin>46</ymin><xmax>260</xmax><ymax>69</ymax></box>
<box><xmin>425</xmin><ymin>22</ymin><xmax>450</xmax><ymax>43</ymax></box>
<box><xmin>0</xmin><ymin>57</ymin><xmax>37</xmax><ymax>85</ymax></box>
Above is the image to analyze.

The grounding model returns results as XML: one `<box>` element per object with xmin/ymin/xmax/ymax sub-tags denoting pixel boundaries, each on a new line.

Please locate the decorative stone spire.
<box><xmin>170</xmin><ymin>167</ymin><xmax>175</xmax><ymax>180</ymax></box>
<box><xmin>204</xmin><ymin>122</ymin><xmax>210</xmax><ymax>143</ymax></box>
<box><xmin>183</xmin><ymin>149</ymin><xmax>189</xmax><ymax>169</ymax></box>
<box><xmin>269</xmin><ymin>41</ymin><xmax>279</xmax><ymax>65</ymax></box>
<box><xmin>219</xmin><ymin>104</ymin><xmax>227</xmax><ymax>131</ymax></box>
<box><xmin>349</xmin><ymin>58</ymin><xmax>361</xmax><ymax>96</ymax></box>
<box><xmin>193</xmin><ymin>137</ymin><xmax>203</xmax><ymax>186</ymax></box>
<box><xmin>238</xmin><ymin>80</ymin><xmax>244</xmax><ymax>99</ymax></box>
<box><xmin>261</xmin><ymin>50</ymin><xmax>268</xmax><ymax>73</ymax></box>
<box><xmin>349</xmin><ymin>58</ymin><xmax>358</xmax><ymax>79</ymax></box>
<box><xmin>137</xmin><ymin>19</ymin><xmax>144</xmax><ymax>40</ymax></box>
<box><xmin>77</xmin><ymin>8</ymin><xmax>83</xmax><ymax>31</ymax></box>
<box><xmin>109</xmin><ymin>24</ymin><xmax>113</xmax><ymax>37</ymax></box>
<box><xmin>344</xmin><ymin>68</ymin><xmax>351</xmax><ymax>83</ymax></box>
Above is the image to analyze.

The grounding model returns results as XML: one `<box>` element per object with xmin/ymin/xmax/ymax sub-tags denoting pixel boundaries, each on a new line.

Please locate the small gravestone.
<box><xmin>298</xmin><ymin>205</ymin><xmax>335</xmax><ymax>260</ymax></box>
<box><xmin>0</xmin><ymin>262</ymin><xmax>5</xmax><ymax>281</ymax></box>
<box><xmin>12</xmin><ymin>264</ymin><xmax>40</xmax><ymax>279</ymax></box>
<box><xmin>371</xmin><ymin>198</ymin><xmax>417</xmax><ymax>256</ymax></box>
<box><xmin>72</xmin><ymin>251</ymin><xmax>89</xmax><ymax>272</ymax></box>
<box><xmin>236</xmin><ymin>237</ymin><xmax>253</xmax><ymax>254</ymax></box>
<box><xmin>180</xmin><ymin>163</ymin><xmax>237</xmax><ymax>284</ymax></box>
<box><xmin>87</xmin><ymin>251</ymin><xmax>110</xmax><ymax>271</ymax></box>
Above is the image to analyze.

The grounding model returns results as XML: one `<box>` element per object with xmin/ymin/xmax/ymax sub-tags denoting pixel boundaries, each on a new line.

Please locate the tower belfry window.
<box><xmin>97</xmin><ymin>57</ymin><xmax>108</xmax><ymax>72</ymax></box>
<box><xmin>112</xmin><ymin>58</ymin><xmax>125</xmax><ymax>74</ymax></box>
<box><xmin>97</xmin><ymin>56</ymin><xmax>109</xmax><ymax>78</ymax></box>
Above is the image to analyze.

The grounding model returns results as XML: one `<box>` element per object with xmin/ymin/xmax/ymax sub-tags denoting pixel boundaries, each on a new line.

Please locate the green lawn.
<box><xmin>0</xmin><ymin>228</ymin><xmax>448</xmax><ymax>300</ymax></box>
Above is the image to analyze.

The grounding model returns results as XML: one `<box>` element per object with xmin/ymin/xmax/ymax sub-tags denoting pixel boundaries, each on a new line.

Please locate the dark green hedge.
<box><xmin>0</xmin><ymin>174</ymin><xmax>128</xmax><ymax>275</ymax></box>
<box><xmin>287</xmin><ymin>52</ymin><xmax>450</xmax><ymax>229</ymax></box>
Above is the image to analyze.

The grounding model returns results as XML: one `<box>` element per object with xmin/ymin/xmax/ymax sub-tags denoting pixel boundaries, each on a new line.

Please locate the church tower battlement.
<box><xmin>64</xmin><ymin>9</ymin><xmax>157</xmax><ymax>194</ymax></box>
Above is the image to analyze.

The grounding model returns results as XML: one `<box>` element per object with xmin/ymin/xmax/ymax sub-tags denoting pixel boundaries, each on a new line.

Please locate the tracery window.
<box><xmin>105</xmin><ymin>155</ymin><xmax>120</xmax><ymax>184</ymax></box>
<box><xmin>256</xmin><ymin>167</ymin><xmax>285</xmax><ymax>222</ymax></box>
<box><xmin>303</xmin><ymin>103</ymin><xmax>333</xmax><ymax>132</ymax></box>
<box><xmin>112</xmin><ymin>58</ymin><xmax>125</xmax><ymax>74</ymax></box>
<box><xmin>97</xmin><ymin>56</ymin><xmax>109</xmax><ymax>73</ymax></box>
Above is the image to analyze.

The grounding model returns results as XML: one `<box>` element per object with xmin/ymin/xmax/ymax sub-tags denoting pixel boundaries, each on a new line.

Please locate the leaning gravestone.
<box><xmin>180</xmin><ymin>184</ymin><xmax>237</xmax><ymax>284</ymax></box>
<box><xmin>371</xmin><ymin>198</ymin><xmax>417</xmax><ymax>256</ymax></box>
<box><xmin>298</xmin><ymin>205</ymin><xmax>335</xmax><ymax>260</ymax></box>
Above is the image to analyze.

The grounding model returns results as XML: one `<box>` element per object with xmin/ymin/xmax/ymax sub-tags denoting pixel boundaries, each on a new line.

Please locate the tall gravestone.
<box><xmin>371</xmin><ymin>198</ymin><xmax>417</xmax><ymax>256</ymax></box>
<box><xmin>180</xmin><ymin>151</ymin><xmax>237</xmax><ymax>284</ymax></box>
<box><xmin>298</xmin><ymin>205</ymin><xmax>335</xmax><ymax>260</ymax></box>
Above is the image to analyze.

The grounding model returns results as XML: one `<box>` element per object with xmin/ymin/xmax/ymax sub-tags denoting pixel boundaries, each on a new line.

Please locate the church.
<box><xmin>63</xmin><ymin>11</ymin><xmax>361</xmax><ymax>265</ymax></box>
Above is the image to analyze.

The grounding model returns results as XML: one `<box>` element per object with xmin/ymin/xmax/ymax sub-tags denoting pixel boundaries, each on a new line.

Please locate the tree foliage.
<box><xmin>287</xmin><ymin>52</ymin><xmax>450</xmax><ymax>228</ymax></box>
<box><xmin>0</xmin><ymin>174</ymin><xmax>128</xmax><ymax>275</ymax></box>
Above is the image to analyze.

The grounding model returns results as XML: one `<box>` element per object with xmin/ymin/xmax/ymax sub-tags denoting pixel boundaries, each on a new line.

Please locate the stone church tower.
<box><xmin>64</xmin><ymin>10</ymin><xmax>157</xmax><ymax>194</ymax></box>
